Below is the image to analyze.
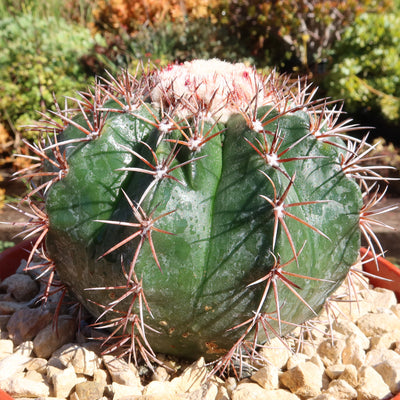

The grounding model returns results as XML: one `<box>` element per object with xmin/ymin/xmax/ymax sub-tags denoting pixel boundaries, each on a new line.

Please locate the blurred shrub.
<box><xmin>85</xmin><ymin>2</ymin><xmax>257</xmax><ymax>75</ymax></box>
<box><xmin>0</xmin><ymin>14</ymin><xmax>104</xmax><ymax>140</ymax></box>
<box><xmin>211</xmin><ymin>0</ymin><xmax>392</xmax><ymax>72</ymax></box>
<box><xmin>325</xmin><ymin>12</ymin><xmax>400</xmax><ymax>122</ymax></box>
<box><xmin>92</xmin><ymin>0</ymin><xmax>221</xmax><ymax>35</ymax></box>
<box><xmin>0</xmin><ymin>0</ymin><xmax>94</xmax><ymax>26</ymax></box>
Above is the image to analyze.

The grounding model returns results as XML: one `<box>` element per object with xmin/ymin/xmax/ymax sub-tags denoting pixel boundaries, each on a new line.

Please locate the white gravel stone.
<box><xmin>356</xmin><ymin>312</ymin><xmax>400</xmax><ymax>337</ymax></box>
<box><xmin>110</xmin><ymin>381</ymin><xmax>142</xmax><ymax>399</ymax></box>
<box><xmin>25</xmin><ymin>357</ymin><xmax>48</xmax><ymax>374</ymax></box>
<box><xmin>317</xmin><ymin>338</ymin><xmax>346</xmax><ymax>366</ymax></box>
<box><xmin>374</xmin><ymin>358</ymin><xmax>400</xmax><ymax>394</ymax></box>
<box><xmin>103</xmin><ymin>354</ymin><xmax>143</xmax><ymax>389</ymax></box>
<box><xmin>325</xmin><ymin>364</ymin><xmax>346</xmax><ymax>380</ymax></box>
<box><xmin>325</xmin><ymin>378</ymin><xmax>358</xmax><ymax>399</ymax></box>
<box><xmin>171</xmin><ymin>357</ymin><xmax>208</xmax><ymax>393</ymax></box>
<box><xmin>365</xmin><ymin>348</ymin><xmax>400</xmax><ymax>367</ymax></box>
<box><xmin>232</xmin><ymin>382</ymin><xmax>282</xmax><ymax>400</ymax></box>
<box><xmin>342</xmin><ymin>334</ymin><xmax>366</xmax><ymax>368</ymax></box>
<box><xmin>339</xmin><ymin>364</ymin><xmax>358</xmax><ymax>387</ymax></box>
<box><xmin>280</xmin><ymin>361</ymin><xmax>324</xmax><ymax>398</ymax></box>
<box><xmin>53</xmin><ymin>342</ymin><xmax>101</xmax><ymax>376</ymax></box>
<box><xmin>250</xmin><ymin>364</ymin><xmax>279</xmax><ymax>390</ymax></box>
<box><xmin>0</xmin><ymin>339</ymin><xmax>13</xmax><ymax>360</ymax></box>
<box><xmin>258</xmin><ymin>337</ymin><xmax>292</xmax><ymax>369</ymax></box>
<box><xmin>356</xmin><ymin>366</ymin><xmax>392</xmax><ymax>400</ymax></box>
<box><xmin>52</xmin><ymin>365</ymin><xmax>77</xmax><ymax>398</ymax></box>
<box><xmin>0</xmin><ymin>375</ymin><xmax>50</xmax><ymax>397</ymax></box>
<box><xmin>370</xmin><ymin>329</ymin><xmax>400</xmax><ymax>349</ymax></box>
<box><xmin>332</xmin><ymin>319</ymin><xmax>370</xmax><ymax>349</ymax></box>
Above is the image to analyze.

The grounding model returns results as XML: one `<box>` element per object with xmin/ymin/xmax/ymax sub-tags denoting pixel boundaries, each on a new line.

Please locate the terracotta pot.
<box><xmin>360</xmin><ymin>247</ymin><xmax>400</xmax><ymax>302</ymax></box>
<box><xmin>0</xmin><ymin>390</ymin><xmax>14</xmax><ymax>400</ymax></box>
<box><xmin>0</xmin><ymin>244</ymin><xmax>400</xmax><ymax>400</ymax></box>
<box><xmin>0</xmin><ymin>237</ymin><xmax>37</xmax><ymax>281</ymax></box>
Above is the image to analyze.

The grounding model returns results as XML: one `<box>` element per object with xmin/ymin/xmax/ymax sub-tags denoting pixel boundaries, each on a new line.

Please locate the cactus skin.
<box><xmin>17</xmin><ymin>60</ymin><xmax>375</xmax><ymax>366</ymax></box>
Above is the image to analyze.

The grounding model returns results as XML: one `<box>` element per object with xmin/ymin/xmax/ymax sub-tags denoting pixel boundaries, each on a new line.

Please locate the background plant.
<box><xmin>0</xmin><ymin>14</ymin><xmax>103</xmax><ymax>140</ymax></box>
<box><xmin>324</xmin><ymin>11</ymin><xmax>400</xmax><ymax>124</ymax></box>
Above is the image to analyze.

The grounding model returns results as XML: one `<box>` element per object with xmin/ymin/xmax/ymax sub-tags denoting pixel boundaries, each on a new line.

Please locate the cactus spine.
<box><xmin>11</xmin><ymin>59</ymin><xmax>394</xmax><ymax>372</ymax></box>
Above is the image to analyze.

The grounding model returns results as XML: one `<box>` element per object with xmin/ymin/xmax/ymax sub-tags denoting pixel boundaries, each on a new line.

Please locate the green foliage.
<box><xmin>0</xmin><ymin>14</ymin><xmax>103</xmax><ymax>138</ymax></box>
<box><xmin>324</xmin><ymin>12</ymin><xmax>400</xmax><ymax>121</ymax></box>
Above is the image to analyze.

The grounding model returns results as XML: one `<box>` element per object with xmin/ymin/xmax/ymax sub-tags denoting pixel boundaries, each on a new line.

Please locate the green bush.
<box><xmin>0</xmin><ymin>14</ymin><xmax>104</xmax><ymax>138</ymax></box>
<box><xmin>324</xmin><ymin>12</ymin><xmax>400</xmax><ymax>121</ymax></box>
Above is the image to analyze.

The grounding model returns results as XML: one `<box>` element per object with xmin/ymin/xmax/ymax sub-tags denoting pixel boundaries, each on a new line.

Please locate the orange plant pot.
<box><xmin>0</xmin><ymin>244</ymin><xmax>400</xmax><ymax>399</ymax></box>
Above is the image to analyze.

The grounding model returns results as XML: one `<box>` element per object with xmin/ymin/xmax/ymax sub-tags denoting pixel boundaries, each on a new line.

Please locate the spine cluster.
<box><xmin>5</xmin><ymin>59</ymin><xmax>397</xmax><ymax>374</ymax></box>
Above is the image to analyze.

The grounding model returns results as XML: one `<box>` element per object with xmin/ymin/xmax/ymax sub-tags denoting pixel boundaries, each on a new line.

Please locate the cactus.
<box><xmin>11</xmin><ymin>59</ymin><xmax>394</xmax><ymax>372</ymax></box>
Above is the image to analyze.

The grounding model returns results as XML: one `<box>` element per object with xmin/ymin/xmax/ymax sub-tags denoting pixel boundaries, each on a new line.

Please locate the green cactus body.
<box><xmin>19</xmin><ymin>60</ymin><xmax>371</xmax><ymax>365</ymax></box>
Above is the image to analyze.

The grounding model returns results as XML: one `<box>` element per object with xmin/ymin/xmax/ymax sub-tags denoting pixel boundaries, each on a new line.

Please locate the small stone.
<box><xmin>356</xmin><ymin>366</ymin><xmax>392</xmax><ymax>400</ymax></box>
<box><xmin>339</xmin><ymin>364</ymin><xmax>358</xmax><ymax>387</ymax></box>
<box><xmin>52</xmin><ymin>365</ymin><xmax>77</xmax><ymax>398</ymax></box>
<box><xmin>317</xmin><ymin>338</ymin><xmax>346</xmax><ymax>367</ymax></box>
<box><xmin>374</xmin><ymin>358</ymin><xmax>400</xmax><ymax>394</ymax></box>
<box><xmin>152</xmin><ymin>366</ymin><xmax>170</xmax><ymax>382</ymax></box>
<box><xmin>14</xmin><ymin>340</ymin><xmax>34</xmax><ymax>356</ymax></box>
<box><xmin>25</xmin><ymin>357</ymin><xmax>48</xmax><ymax>374</ymax></box>
<box><xmin>286</xmin><ymin>353</ymin><xmax>309</xmax><ymax>370</ymax></box>
<box><xmin>312</xmin><ymin>394</ymin><xmax>340</xmax><ymax>400</ymax></box>
<box><xmin>325</xmin><ymin>364</ymin><xmax>346</xmax><ymax>380</ymax></box>
<box><xmin>143</xmin><ymin>380</ymin><xmax>177</xmax><ymax>396</ymax></box>
<box><xmin>7</xmin><ymin>306</ymin><xmax>53</xmax><ymax>345</ymax></box>
<box><xmin>53</xmin><ymin>342</ymin><xmax>101</xmax><ymax>376</ymax></box>
<box><xmin>342</xmin><ymin>334</ymin><xmax>366</xmax><ymax>368</ymax></box>
<box><xmin>110</xmin><ymin>381</ymin><xmax>142</xmax><ymax>399</ymax></box>
<box><xmin>356</xmin><ymin>312</ymin><xmax>400</xmax><ymax>337</ymax></box>
<box><xmin>103</xmin><ymin>354</ymin><xmax>143</xmax><ymax>389</ymax></box>
<box><xmin>0</xmin><ymin>339</ymin><xmax>13</xmax><ymax>360</ymax></box>
<box><xmin>75</xmin><ymin>380</ymin><xmax>106</xmax><ymax>400</ymax></box>
<box><xmin>171</xmin><ymin>358</ymin><xmax>208</xmax><ymax>393</ymax></box>
<box><xmin>231</xmin><ymin>382</ymin><xmax>276</xmax><ymax>400</ymax></box>
<box><xmin>25</xmin><ymin>369</ymin><xmax>45</xmax><ymax>382</ymax></box>
<box><xmin>325</xmin><ymin>379</ymin><xmax>357</xmax><ymax>400</ymax></box>
<box><xmin>365</xmin><ymin>348</ymin><xmax>400</xmax><ymax>367</ymax></box>
<box><xmin>258</xmin><ymin>337</ymin><xmax>291</xmax><ymax>369</ymax></box>
<box><xmin>280</xmin><ymin>361</ymin><xmax>323</xmax><ymax>398</ymax></box>
<box><xmin>0</xmin><ymin>352</ymin><xmax>31</xmax><ymax>381</ymax></box>
<box><xmin>391</xmin><ymin>304</ymin><xmax>400</xmax><ymax>319</ymax></box>
<box><xmin>332</xmin><ymin>319</ymin><xmax>370</xmax><ymax>349</ymax></box>
<box><xmin>94</xmin><ymin>368</ymin><xmax>109</xmax><ymax>386</ymax></box>
<box><xmin>298</xmin><ymin>342</ymin><xmax>317</xmax><ymax>358</ymax></box>
<box><xmin>46</xmin><ymin>365</ymin><xmax>64</xmax><ymax>382</ymax></box>
<box><xmin>361</xmin><ymin>288</ymin><xmax>397</xmax><ymax>312</ymax></box>
<box><xmin>370</xmin><ymin>330</ymin><xmax>400</xmax><ymax>350</ymax></box>
<box><xmin>0</xmin><ymin>272</ymin><xmax>39</xmax><ymax>301</ymax></box>
<box><xmin>251</xmin><ymin>364</ymin><xmax>279</xmax><ymax>390</ymax></box>
<box><xmin>0</xmin><ymin>300</ymin><xmax>28</xmax><ymax>314</ymax></box>
<box><xmin>0</xmin><ymin>375</ymin><xmax>50</xmax><ymax>397</ymax></box>
<box><xmin>33</xmin><ymin>315</ymin><xmax>77</xmax><ymax>358</ymax></box>
<box><xmin>183</xmin><ymin>381</ymin><xmax>219</xmax><ymax>400</ymax></box>
<box><xmin>224</xmin><ymin>376</ymin><xmax>237</xmax><ymax>395</ymax></box>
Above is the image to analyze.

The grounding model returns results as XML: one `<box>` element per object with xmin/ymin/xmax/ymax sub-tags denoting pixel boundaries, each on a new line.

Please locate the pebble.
<box><xmin>7</xmin><ymin>306</ymin><xmax>53</xmax><ymax>345</ymax></box>
<box><xmin>33</xmin><ymin>315</ymin><xmax>77</xmax><ymax>358</ymax></box>
<box><xmin>0</xmin><ymin>272</ymin><xmax>39</xmax><ymax>301</ymax></box>
<box><xmin>280</xmin><ymin>361</ymin><xmax>324</xmax><ymax>397</ymax></box>
<box><xmin>0</xmin><ymin>262</ymin><xmax>400</xmax><ymax>399</ymax></box>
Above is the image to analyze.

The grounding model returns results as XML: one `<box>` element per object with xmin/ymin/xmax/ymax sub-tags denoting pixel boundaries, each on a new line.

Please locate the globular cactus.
<box><xmin>11</xmin><ymin>59</ymin><xmax>394</xmax><ymax>372</ymax></box>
